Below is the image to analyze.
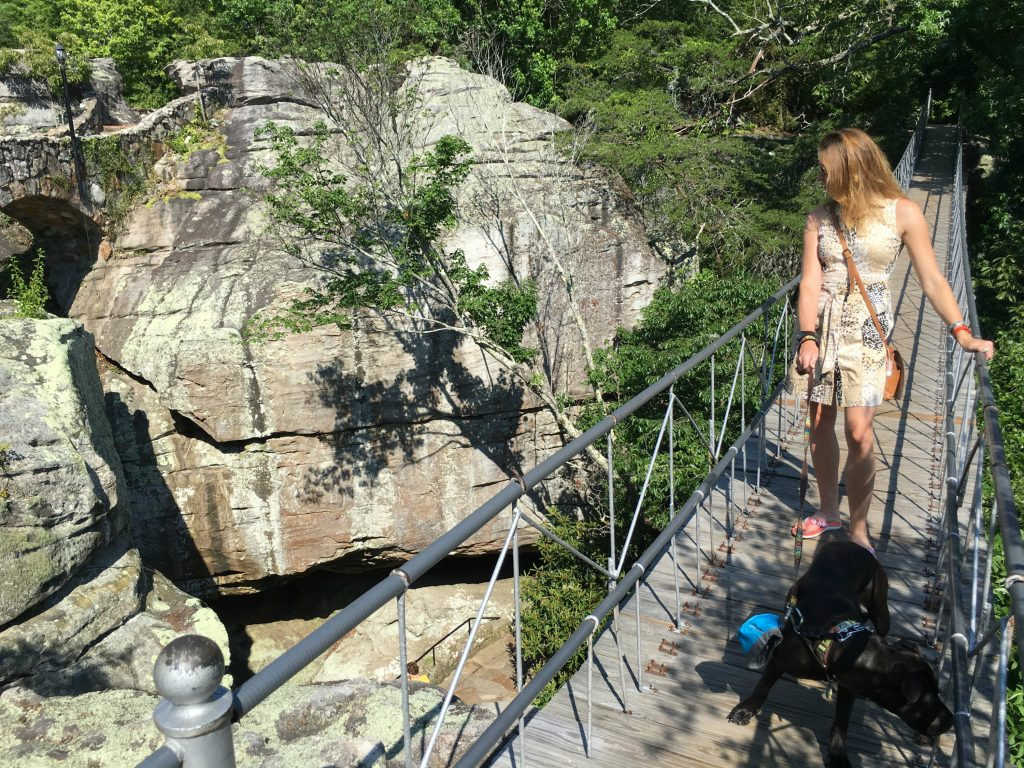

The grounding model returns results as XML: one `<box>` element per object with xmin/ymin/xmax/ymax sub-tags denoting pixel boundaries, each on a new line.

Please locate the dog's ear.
<box><xmin>889</xmin><ymin>661</ymin><xmax>922</xmax><ymax>702</ymax></box>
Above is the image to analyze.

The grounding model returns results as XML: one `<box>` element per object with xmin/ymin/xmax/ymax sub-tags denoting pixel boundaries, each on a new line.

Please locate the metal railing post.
<box><xmin>151</xmin><ymin>635</ymin><xmax>236</xmax><ymax>768</ymax></box>
<box><xmin>397</xmin><ymin>590</ymin><xmax>412</xmax><ymax>768</ymax></box>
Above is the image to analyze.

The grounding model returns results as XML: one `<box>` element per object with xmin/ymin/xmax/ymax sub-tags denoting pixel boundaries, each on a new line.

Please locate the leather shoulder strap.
<box><xmin>830</xmin><ymin>206</ymin><xmax>890</xmax><ymax>347</ymax></box>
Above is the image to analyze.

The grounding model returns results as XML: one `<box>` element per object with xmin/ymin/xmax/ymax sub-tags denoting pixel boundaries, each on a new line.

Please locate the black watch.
<box><xmin>795</xmin><ymin>330</ymin><xmax>819</xmax><ymax>347</ymax></box>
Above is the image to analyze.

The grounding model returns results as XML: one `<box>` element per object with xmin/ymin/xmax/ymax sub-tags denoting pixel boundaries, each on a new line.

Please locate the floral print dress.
<box><xmin>794</xmin><ymin>199</ymin><xmax>903</xmax><ymax>407</ymax></box>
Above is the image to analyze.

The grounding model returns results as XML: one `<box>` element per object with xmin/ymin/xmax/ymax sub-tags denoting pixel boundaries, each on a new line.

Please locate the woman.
<box><xmin>791</xmin><ymin>127</ymin><xmax>994</xmax><ymax>552</ymax></box>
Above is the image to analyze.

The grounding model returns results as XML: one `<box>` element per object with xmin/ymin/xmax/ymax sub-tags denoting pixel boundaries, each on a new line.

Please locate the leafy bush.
<box><xmin>4</xmin><ymin>249</ymin><xmax>49</xmax><ymax>318</ymax></box>
<box><xmin>520</xmin><ymin>510</ymin><xmax>609</xmax><ymax>704</ymax></box>
<box><xmin>82</xmin><ymin>135</ymin><xmax>152</xmax><ymax>232</ymax></box>
<box><xmin>165</xmin><ymin>106</ymin><xmax>226</xmax><ymax>159</ymax></box>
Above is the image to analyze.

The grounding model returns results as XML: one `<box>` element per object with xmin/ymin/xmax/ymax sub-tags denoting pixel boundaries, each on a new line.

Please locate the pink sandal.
<box><xmin>790</xmin><ymin>517</ymin><xmax>842</xmax><ymax>538</ymax></box>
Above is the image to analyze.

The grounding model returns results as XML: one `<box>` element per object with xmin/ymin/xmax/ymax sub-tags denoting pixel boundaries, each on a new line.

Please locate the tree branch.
<box><xmin>730</xmin><ymin>23</ymin><xmax>911</xmax><ymax>92</ymax></box>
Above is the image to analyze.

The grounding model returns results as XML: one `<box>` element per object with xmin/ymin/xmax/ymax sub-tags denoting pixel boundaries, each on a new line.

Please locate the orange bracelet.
<box><xmin>949</xmin><ymin>322</ymin><xmax>970</xmax><ymax>337</ymax></box>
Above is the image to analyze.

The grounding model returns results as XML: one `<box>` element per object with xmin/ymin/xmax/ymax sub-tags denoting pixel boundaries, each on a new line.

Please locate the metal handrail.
<box><xmin>932</xmin><ymin>125</ymin><xmax>1023</xmax><ymax>767</ymax></box>
<box><xmin>894</xmin><ymin>90</ymin><xmax>931</xmax><ymax>193</ymax></box>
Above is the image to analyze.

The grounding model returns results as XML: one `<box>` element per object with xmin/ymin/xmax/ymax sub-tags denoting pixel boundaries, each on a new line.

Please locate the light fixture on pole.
<box><xmin>54</xmin><ymin>42</ymin><xmax>87</xmax><ymax>201</ymax></box>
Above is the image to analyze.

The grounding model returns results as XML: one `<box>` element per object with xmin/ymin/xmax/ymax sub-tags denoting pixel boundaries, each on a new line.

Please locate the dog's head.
<box><xmin>871</xmin><ymin>643</ymin><xmax>953</xmax><ymax>743</ymax></box>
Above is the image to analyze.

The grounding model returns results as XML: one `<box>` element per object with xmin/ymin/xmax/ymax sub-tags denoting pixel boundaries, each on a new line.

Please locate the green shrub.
<box><xmin>165</xmin><ymin>105</ymin><xmax>226</xmax><ymax>159</ymax></box>
<box><xmin>520</xmin><ymin>510</ymin><xmax>610</xmax><ymax>705</ymax></box>
<box><xmin>82</xmin><ymin>135</ymin><xmax>151</xmax><ymax>232</ymax></box>
<box><xmin>4</xmin><ymin>249</ymin><xmax>49</xmax><ymax>319</ymax></box>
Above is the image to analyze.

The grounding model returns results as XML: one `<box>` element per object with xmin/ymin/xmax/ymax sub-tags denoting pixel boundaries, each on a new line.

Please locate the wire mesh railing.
<box><xmin>134</xmin><ymin>98</ymin><xmax>1020</xmax><ymax>768</ymax></box>
<box><xmin>927</xmin><ymin>126</ymin><xmax>1023</xmax><ymax>768</ymax></box>
<box><xmin>894</xmin><ymin>91</ymin><xmax>931</xmax><ymax>193</ymax></box>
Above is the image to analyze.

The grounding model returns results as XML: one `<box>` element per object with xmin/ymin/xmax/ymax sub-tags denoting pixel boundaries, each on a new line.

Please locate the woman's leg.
<box><xmin>843</xmin><ymin>405</ymin><xmax>878</xmax><ymax>549</ymax></box>
<box><xmin>810</xmin><ymin>401</ymin><xmax>840</xmax><ymax>522</ymax></box>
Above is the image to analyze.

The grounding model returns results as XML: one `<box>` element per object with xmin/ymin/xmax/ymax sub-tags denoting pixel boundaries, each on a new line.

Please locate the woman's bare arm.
<box><xmin>796</xmin><ymin>211</ymin><xmax>824</xmax><ymax>374</ymax></box>
<box><xmin>897</xmin><ymin>198</ymin><xmax>995</xmax><ymax>360</ymax></box>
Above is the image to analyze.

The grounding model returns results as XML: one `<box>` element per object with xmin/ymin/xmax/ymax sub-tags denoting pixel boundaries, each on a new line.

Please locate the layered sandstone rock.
<box><xmin>0</xmin><ymin>313</ymin><xmax>230</xmax><ymax>694</ymax></box>
<box><xmin>8</xmin><ymin>56</ymin><xmax>664</xmax><ymax>594</ymax></box>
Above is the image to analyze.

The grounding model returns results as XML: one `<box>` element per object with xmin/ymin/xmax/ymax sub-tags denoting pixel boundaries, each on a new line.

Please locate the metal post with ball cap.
<box><xmin>148</xmin><ymin>635</ymin><xmax>237</xmax><ymax>768</ymax></box>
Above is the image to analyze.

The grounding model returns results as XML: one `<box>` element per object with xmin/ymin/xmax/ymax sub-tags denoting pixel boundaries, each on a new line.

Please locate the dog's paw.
<box><xmin>825</xmin><ymin>753</ymin><xmax>852</xmax><ymax>768</ymax></box>
<box><xmin>727</xmin><ymin>705</ymin><xmax>755</xmax><ymax>725</ymax></box>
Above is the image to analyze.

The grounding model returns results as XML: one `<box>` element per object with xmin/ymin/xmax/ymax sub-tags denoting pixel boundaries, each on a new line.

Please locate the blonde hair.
<box><xmin>818</xmin><ymin>128</ymin><xmax>904</xmax><ymax>228</ymax></box>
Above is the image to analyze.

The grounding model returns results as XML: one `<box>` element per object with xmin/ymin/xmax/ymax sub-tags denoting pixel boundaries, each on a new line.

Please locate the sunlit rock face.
<box><xmin>31</xmin><ymin>56</ymin><xmax>664</xmax><ymax>593</ymax></box>
<box><xmin>0</xmin><ymin>311</ymin><xmax>128</xmax><ymax>623</ymax></box>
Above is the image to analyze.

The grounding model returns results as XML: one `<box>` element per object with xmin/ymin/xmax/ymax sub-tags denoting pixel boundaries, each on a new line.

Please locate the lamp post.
<box><xmin>54</xmin><ymin>43</ymin><xmax>87</xmax><ymax>201</ymax></box>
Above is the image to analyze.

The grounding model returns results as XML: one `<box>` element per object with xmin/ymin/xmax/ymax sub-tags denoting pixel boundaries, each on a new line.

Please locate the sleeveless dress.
<box><xmin>792</xmin><ymin>199</ymin><xmax>903</xmax><ymax>407</ymax></box>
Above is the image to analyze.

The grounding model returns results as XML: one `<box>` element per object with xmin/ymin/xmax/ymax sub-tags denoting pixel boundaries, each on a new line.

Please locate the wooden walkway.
<box><xmin>486</xmin><ymin>125</ymin><xmax>995</xmax><ymax>768</ymax></box>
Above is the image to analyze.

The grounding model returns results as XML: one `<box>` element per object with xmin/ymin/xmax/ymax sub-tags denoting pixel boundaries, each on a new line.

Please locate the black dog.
<box><xmin>728</xmin><ymin>541</ymin><xmax>953</xmax><ymax>767</ymax></box>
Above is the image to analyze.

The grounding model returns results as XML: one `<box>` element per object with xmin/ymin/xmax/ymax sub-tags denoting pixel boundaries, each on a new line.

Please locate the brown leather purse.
<box><xmin>830</xmin><ymin>209</ymin><xmax>905</xmax><ymax>401</ymax></box>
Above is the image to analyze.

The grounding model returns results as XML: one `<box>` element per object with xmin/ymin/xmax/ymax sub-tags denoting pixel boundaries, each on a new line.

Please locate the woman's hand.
<box><xmin>795</xmin><ymin>338</ymin><xmax>819</xmax><ymax>376</ymax></box>
<box><xmin>956</xmin><ymin>332</ymin><xmax>996</xmax><ymax>361</ymax></box>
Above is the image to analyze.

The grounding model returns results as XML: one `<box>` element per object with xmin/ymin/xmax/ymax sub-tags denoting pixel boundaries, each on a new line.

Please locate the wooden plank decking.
<box><xmin>484</xmin><ymin>125</ymin><xmax>996</xmax><ymax>768</ymax></box>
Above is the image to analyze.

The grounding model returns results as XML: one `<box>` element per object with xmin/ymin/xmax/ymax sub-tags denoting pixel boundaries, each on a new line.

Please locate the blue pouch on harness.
<box><xmin>737</xmin><ymin>613</ymin><xmax>783</xmax><ymax>670</ymax></box>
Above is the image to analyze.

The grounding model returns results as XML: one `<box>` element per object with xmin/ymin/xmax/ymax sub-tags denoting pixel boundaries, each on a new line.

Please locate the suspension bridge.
<box><xmin>137</xmin><ymin>108</ymin><xmax>1023</xmax><ymax>768</ymax></box>
<box><xmin>483</xmin><ymin>123</ymin><xmax>991</xmax><ymax>768</ymax></box>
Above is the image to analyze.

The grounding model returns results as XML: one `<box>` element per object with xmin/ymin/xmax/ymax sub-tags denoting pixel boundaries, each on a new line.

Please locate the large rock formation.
<box><xmin>6</xmin><ymin>56</ymin><xmax>665</xmax><ymax>595</ymax></box>
<box><xmin>0</xmin><ymin>311</ymin><xmax>231</xmax><ymax>697</ymax></box>
<box><xmin>0</xmin><ymin>310</ymin><xmax>127</xmax><ymax>622</ymax></box>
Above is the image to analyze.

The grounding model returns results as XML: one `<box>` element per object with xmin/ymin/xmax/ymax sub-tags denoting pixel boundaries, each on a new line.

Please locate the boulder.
<box><xmin>0</xmin><ymin>547</ymin><xmax>230</xmax><ymax>695</ymax></box>
<box><xmin>0</xmin><ymin>678</ymin><xmax>494</xmax><ymax>767</ymax></box>
<box><xmin>85</xmin><ymin>58</ymin><xmax>140</xmax><ymax>127</ymax></box>
<box><xmin>0</xmin><ymin>312</ymin><xmax>127</xmax><ymax>623</ymax></box>
<box><xmin>25</xmin><ymin>56</ymin><xmax>664</xmax><ymax>592</ymax></box>
<box><xmin>0</xmin><ymin>56</ymin><xmax>137</xmax><ymax>138</ymax></box>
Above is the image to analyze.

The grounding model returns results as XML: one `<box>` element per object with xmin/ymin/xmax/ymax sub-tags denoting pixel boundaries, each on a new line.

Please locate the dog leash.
<box><xmin>793</xmin><ymin>372</ymin><xmax>814</xmax><ymax>582</ymax></box>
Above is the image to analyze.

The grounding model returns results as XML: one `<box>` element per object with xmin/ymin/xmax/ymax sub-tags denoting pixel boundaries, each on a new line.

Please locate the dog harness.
<box><xmin>808</xmin><ymin>619</ymin><xmax>872</xmax><ymax>671</ymax></box>
<box><xmin>784</xmin><ymin>596</ymin><xmax>872</xmax><ymax>678</ymax></box>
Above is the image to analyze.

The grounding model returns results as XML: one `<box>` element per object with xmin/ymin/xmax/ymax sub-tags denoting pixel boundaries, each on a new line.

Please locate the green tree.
<box><xmin>254</xmin><ymin>121</ymin><xmax>538</xmax><ymax>359</ymax></box>
<box><xmin>211</xmin><ymin>0</ymin><xmax>463</xmax><ymax>62</ymax></box>
<box><xmin>466</xmin><ymin>0</ymin><xmax>621</xmax><ymax>106</ymax></box>
<box><xmin>0</xmin><ymin>0</ymin><xmax>59</xmax><ymax>48</ymax></box>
